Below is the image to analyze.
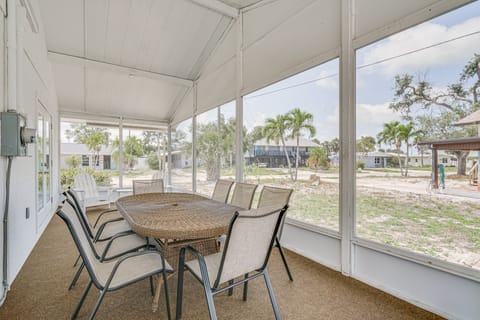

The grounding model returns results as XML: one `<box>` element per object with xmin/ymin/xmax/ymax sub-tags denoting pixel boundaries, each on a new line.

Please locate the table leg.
<box><xmin>152</xmin><ymin>274</ymin><xmax>163</xmax><ymax>312</ymax></box>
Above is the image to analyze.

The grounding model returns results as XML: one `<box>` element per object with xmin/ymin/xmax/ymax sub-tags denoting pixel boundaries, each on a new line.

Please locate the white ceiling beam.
<box><xmin>48</xmin><ymin>51</ymin><xmax>194</xmax><ymax>87</ymax></box>
<box><xmin>189</xmin><ymin>0</ymin><xmax>239</xmax><ymax>18</ymax></box>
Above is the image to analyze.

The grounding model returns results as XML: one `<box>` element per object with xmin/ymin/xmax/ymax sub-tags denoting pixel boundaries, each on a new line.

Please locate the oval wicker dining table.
<box><xmin>115</xmin><ymin>192</ymin><xmax>242</xmax><ymax>312</ymax></box>
<box><xmin>116</xmin><ymin>192</ymin><xmax>241</xmax><ymax>240</ymax></box>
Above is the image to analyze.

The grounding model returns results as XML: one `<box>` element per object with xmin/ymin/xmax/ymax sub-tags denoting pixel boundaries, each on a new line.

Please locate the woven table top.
<box><xmin>115</xmin><ymin>192</ymin><xmax>241</xmax><ymax>239</ymax></box>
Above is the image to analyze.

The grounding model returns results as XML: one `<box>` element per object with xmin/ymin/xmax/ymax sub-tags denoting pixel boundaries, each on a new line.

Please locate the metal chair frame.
<box><xmin>56</xmin><ymin>206</ymin><xmax>173</xmax><ymax>320</ymax></box>
<box><xmin>258</xmin><ymin>186</ymin><xmax>294</xmax><ymax>282</ymax></box>
<box><xmin>63</xmin><ymin>192</ymin><xmax>144</xmax><ymax>290</ymax></box>
<box><xmin>176</xmin><ymin>206</ymin><xmax>288</xmax><ymax>320</ymax></box>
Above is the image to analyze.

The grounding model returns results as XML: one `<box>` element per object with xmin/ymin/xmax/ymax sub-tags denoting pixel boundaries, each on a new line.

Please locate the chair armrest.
<box><xmin>93</xmin><ymin>208</ymin><xmax>122</xmax><ymax>228</ymax></box>
<box><xmin>179</xmin><ymin>246</ymin><xmax>211</xmax><ymax>285</ymax></box>
<box><xmin>99</xmin><ymin>232</ymin><xmax>149</xmax><ymax>261</ymax></box>
<box><xmin>94</xmin><ymin>217</ymin><xmax>128</xmax><ymax>241</ymax></box>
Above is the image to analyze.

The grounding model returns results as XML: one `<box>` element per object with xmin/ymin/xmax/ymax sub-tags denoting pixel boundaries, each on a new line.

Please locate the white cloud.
<box><xmin>356</xmin><ymin>103</ymin><xmax>401</xmax><ymax>137</ymax></box>
<box><xmin>360</xmin><ymin>17</ymin><xmax>480</xmax><ymax>76</ymax></box>
<box><xmin>245</xmin><ymin>111</ymin><xmax>267</xmax><ymax>130</ymax></box>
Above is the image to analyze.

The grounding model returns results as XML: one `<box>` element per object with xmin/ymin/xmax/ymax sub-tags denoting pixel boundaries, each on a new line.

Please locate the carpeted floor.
<box><xmin>0</xmin><ymin>208</ymin><xmax>443</xmax><ymax>320</ymax></box>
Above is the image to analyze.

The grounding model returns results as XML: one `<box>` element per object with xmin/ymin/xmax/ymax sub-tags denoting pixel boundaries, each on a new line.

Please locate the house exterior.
<box><xmin>60</xmin><ymin>143</ymin><xmax>115</xmax><ymax>170</ymax></box>
<box><xmin>245</xmin><ymin>138</ymin><xmax>320</xmax><ymax>168</ymax></box>
<box><xmin>356</xmin><ymin>151</ymin><xmax>395</xmax><ymax>168</ymax></box>
<box><xmin>407</xmin><ymin>152</ymin><xmax>458</xmax><ymax>167</ymax></box>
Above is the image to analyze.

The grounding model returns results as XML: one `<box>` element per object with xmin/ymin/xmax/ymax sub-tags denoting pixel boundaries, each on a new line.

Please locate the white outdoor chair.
<box><xmin>133</xmin><ymin>179</ymin><xmax>165</xmax><ymax>195</ymax></box>
<box><xmin>211</xmin><ymin>179</ymin><xmax>234</xmax><ymax>203</ymax></box>
<box><xmin>55</xmin><ymin>204</ymin><xmax>173</xmax><ymax>320</ymax></box>
<box><xmin>257</xmin><ymin>186</ymin><xmax>294</xmax><ymax>281</ymax></box>
<box><xmin>230</xmin><ymin>182</ymin><xmax>258</xmax><ymax>209</ymax></box>
<box><xmin>152</xmin><ymin>171</ymin><xmax>163</xmax><ymax>180</ymax></box>
<box><xmin>176</xmin><ymin>205</ymin><xmax>288</xmax><ymax>320</ymax></box>
<box><xmin>74</xmin><ymin>173</ymin><xmax>111</xmax><ymax>210</ymax></box>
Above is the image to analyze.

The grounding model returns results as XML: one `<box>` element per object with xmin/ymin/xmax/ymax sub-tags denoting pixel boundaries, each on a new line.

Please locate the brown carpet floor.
<box><xmin>0</xmin><ymin>208</ymin><xmax>444</xmax><ymax>320</ymax></box>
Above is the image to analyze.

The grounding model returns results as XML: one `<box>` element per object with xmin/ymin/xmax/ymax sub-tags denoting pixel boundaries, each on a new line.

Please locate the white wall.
<box><xmin>0</xmin><ymin>0</ymin><xmax>59</xmax><ymax>297</ymax></box>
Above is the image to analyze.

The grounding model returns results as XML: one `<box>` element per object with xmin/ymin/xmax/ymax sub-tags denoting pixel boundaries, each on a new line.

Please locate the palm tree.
<box><xmin>286</xmin><ymin>108</ymin><xmax>316</xmax><ymax>181</ymax></box>
<box><xmin>263</xmin><ymin>114</ymin><xmax>293</xmax><ymax>179</ymax></box>
<box><xmin>397</xmin><ymin>122</ymin><xmax>423</xmax><ymax>176</ymax></box>
<box><xmin>377</xmin><ymin>121</ymin><xmax>403</xmax><ymax>175</ymax></box>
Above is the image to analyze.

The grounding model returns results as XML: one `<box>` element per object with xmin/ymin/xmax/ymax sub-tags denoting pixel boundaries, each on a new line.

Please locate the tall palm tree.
<box><xmin>263</xmin><ymin>114</ymin><xmax>293</xmax><ymax>179</ymax></box>
<box><xmin>286</xmin><ymin>108</ymin><xmax>316</xmax><ymax>181</ymax></box>
<box><xmin>377</xmin><ymin>121</ymin><xmax>403</xmax><ymax>175</ymax></box>
<box><xmin>398</xmin><ymin>122</ymin><xmax>423</xmax><ymax>176</ymax></box>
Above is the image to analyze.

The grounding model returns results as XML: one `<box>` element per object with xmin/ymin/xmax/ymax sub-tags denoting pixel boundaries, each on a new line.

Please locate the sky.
<box><xmin>240</xmin><ymin>0</ymin><xmax>480</xmax><ymax>145</ymax></box>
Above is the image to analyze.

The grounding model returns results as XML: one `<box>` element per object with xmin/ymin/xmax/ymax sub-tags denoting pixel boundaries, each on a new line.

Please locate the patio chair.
<box><xmin>74</xmin><ymin>173</ymin><xmax>111</xmax><ymax>210</ymax></box>
<box><xmin>133</xmin><ymin>179</ymin><xmax>164</xmax><ymax>195</ymax></box>
<box><xmin>176</xmin><ymin>205</ymin><xmax>288</xmax><ymax>320</ymax></box>
<box><xmin>62</xmin><ymin>197</ymin><xmax>151</xmax><ymax>290</ymax></box>
<box><xmin>211</xmin><ymin>179</ymin><xmax>234</xmax><ymax>203</ymax></box>
<box><xmin>257</xmin><ymin>186</ymin><xmax>294</xmax><ymax>281</ymax></box>
<box><xmin>55</xmin><ymin>205</ymin><xmax>173</xmax><ymax>320</ymax></box>
<box><xmin>217</xmin><ymin>182</ymin><xmax>258</xmax><ymax>250</ymax></box>
<box><xmin>64</xmin><ymin>189</ymin><xmax>134</xmax><ymax>288</ymax></box>
<box><xmin>65</xmin><ymin>189</ymin><xmax>130</xmax><ymax>241</ymax></box>
<box><xmin>230</xmin><ymin>182</ymin><xmax>258</xmax><ymax>209</ymax></box>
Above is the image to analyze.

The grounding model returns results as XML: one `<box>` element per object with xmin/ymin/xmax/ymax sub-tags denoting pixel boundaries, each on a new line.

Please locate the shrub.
<box><xmin>60</xmin><ymin>168</ymin><xmax>115</xmax><ymax>189</ymax></box>
<box><xmin>65</xmin><ymin>155</ymin><xmax>82</xmax><ymax>169</ymax></box>
<box><xmin>60</xmin><ymin>168</ymin><xmax>81</xmax><ymax>189</ymax></box>
<box><xmin>146</xmin><ymin>152</ymin><xmax>160</xmax><ymax>170</ymax></box>
<box><xmin>357</xmin><ymin>162</ymin><xmax>365</xmax><ymax>170</ymax></box>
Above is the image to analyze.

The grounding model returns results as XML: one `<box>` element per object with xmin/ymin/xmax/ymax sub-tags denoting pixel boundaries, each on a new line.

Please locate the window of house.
<box><xmin>81</xmin><ymin>155</ymin><xmax>89</xmax><ymax>166</ymax></box>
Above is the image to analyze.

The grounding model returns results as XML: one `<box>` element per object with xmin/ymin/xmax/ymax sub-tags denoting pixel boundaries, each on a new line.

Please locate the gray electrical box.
<box><xmin>1</xmin><ymin>111</ymin><xmax>36</xmax><ymax>157</ymax></box>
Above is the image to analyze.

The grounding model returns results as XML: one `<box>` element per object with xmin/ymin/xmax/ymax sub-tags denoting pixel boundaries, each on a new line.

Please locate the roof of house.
<box><xmin>454</xmin><ymin>110</ymin><xmax>480</xmax><ymax>126</ymax></box>
<box><xmin>253</xmin><ymin>138</ymin><xmax>320</xmax><ymax>147</ymax></box>
<box><xmin>61</xmin><ymin>143</ymin><xmax>113</xmax><ymax>155</ymax></box>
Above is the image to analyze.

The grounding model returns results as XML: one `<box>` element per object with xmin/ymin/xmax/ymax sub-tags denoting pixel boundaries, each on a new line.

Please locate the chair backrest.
<box><xmin>133</xmin><ymin>179</ymin><xmax>165</xmax><ymax>195</ymax></box>
<box><xmin>211</xmin><ymin>179</ymin><xmax>234</xmax><ymax>203</ymax></box>
<box><xmin>56</xmin><ymin>205</ymin><xmax>105</xmax><ymax>288</ymax></box>
<box><xmin>214</xmin><ymin>206</ymin><xmax>287</xmax><ymax>288</ymax></box>
<box><xmin>65</xmin><ymin>189</ymin><xmax>95</xmax><ymax>239</ymax></box>
<box><xmin>74</xmin><ymin>173</ymin><xmax>99</xmax><ymax>199</ymax></box>
<box><xmin>257</xmin><ymin>186</ymin><xmax>293</xmax><ymax>209</ymax></box>
<box><xmin>230</xmin><ymin>183</ymin><xmax>258</xmax><ymax>209</ymax></box>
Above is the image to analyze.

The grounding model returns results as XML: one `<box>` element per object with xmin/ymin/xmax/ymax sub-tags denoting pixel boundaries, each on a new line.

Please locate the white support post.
<box><xmin>340</xmin><ymin>0</ymin><xmax>356</xmax><ymax>276</ymax></box>
<box><xmin>192</xmin><ymin>83</ymin><xmax>198</xmax><ymax>192</ymax></box>
<box><xmin>167</xmin><ymin>124</ymin><xmax>172</xmax><ymax>187</ymax></box>
<box><xmin>235</xmin><ymin>12</ymin><xmax>244</xmax><ymax>182</ymax></box>
<box><xmin>119</xmin><ymin>118</ymin><xmax>124</xmax><ymax>188</ymax></box>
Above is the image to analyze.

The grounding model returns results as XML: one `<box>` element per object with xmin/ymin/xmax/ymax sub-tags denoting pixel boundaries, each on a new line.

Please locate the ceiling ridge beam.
<box><xmin>48</xmin><ymin>51</ymin><xmax>193</xmax><ymax>87</ymax></box>
<box><xmin>189</xmin><ymin>0</ymin><xmax>239</xmax><ymax>18</ymax></box>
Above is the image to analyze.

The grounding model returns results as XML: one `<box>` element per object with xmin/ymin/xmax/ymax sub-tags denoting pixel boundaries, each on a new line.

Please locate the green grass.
<box><xmin>258</xmin><ymin>179</ymin><xmax>480</xmax><ymax>266</ymax></box>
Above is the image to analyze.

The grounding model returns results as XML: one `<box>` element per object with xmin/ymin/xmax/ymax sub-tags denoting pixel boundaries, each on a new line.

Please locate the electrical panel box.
<box><xmin>1</xmin><ymin>111</ymin><xmax>36</xmax><ymax>156</ymax></box>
